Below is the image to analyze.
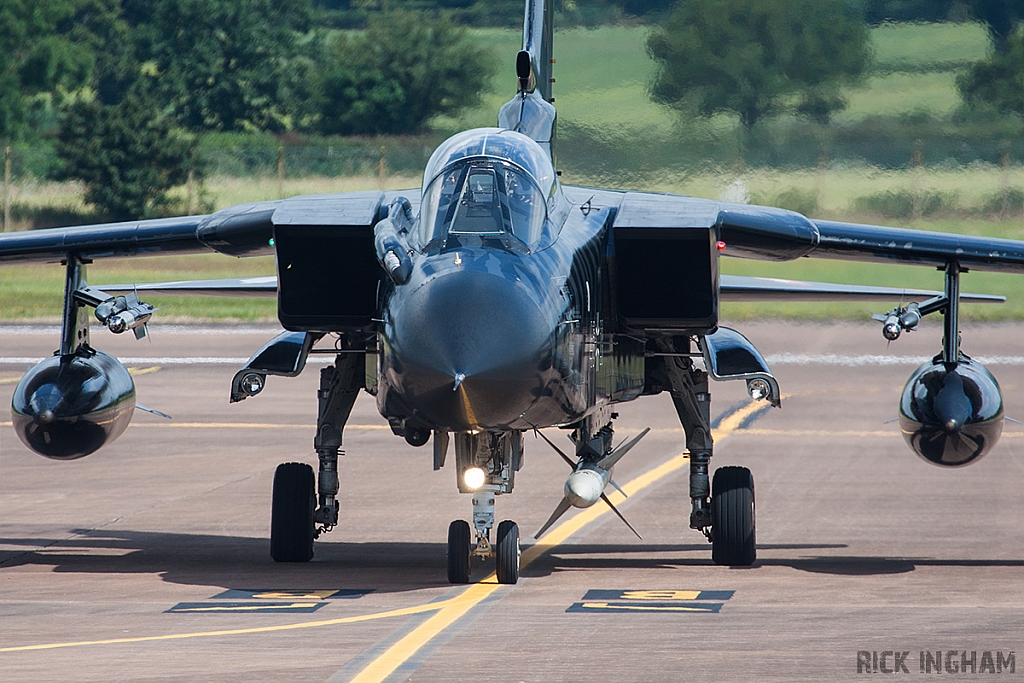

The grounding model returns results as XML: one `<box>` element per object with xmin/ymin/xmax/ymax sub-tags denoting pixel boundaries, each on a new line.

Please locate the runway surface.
<box><xmin>1</xmin><ymin>320</ymin><xmax>1023</xmax><ymax>682</ymax></box>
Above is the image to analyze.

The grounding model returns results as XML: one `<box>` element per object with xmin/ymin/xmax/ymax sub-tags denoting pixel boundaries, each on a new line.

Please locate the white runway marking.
<box><xmin>3</xmin><ymin>353</ymin><xmax>1024</xmax><ymax>366</ymax></box>
<box><xmin>0</xmin><ymin>356</ymin><xmax>334</xmax><ymax>365</ymax></box>
<box><xmin>767</xmin><ymin>353</ymin><xmax>1024</xmax><ymax>366</ymax></box>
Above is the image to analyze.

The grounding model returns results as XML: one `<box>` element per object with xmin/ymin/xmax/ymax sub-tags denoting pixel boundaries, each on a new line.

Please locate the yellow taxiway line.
<box><xmin>346</xmin><ymin>399</ymin><xmax>770</xmax><ymax>683</ymax></box>
<box><xmin>0</xmin><ymin>398</ymin><xmax>928</xmax><ymax>671</ymax></box>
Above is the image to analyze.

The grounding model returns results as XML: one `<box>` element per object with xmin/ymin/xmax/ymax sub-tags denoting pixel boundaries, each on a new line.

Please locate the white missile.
<box><xmin>534</xmin><ymin>427</ymin><xmax>650</xmax><ymax>539</ymax></box>
<box><xmin>564</xmin><ymin>464</ymin><xmax>610</xmax><ymax>508</ymax></box>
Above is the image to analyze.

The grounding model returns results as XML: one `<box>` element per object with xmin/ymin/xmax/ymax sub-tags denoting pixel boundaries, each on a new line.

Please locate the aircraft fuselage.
<box><xmin>376</xmin><ymin>194</ymin><xmax>643</xmax><ymax>433</ymax></box>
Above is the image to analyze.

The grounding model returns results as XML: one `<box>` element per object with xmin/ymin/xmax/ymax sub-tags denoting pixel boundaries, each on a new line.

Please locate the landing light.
<box><xmin>463</xmin><ymin>467</ymin><xmax>487</xmax><ymax>490</ymax></box>
<box><xmin>747</xmin><ymin>378</ymin><xmax>770</xmax><ymax>402</ymax></box>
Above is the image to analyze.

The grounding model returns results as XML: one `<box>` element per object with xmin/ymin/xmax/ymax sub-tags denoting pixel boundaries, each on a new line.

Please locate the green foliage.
<box><xmin>853</xmin><ymin>189</ymin><xmax>959</xmax><ymax>218</ymax></box>
<box><xmin>647</xmin><ymin>0</ymin><xmax>871</xmax><ymax>128</ymax></box>
<box><xmin>958</xmin><ymin>29</ymin><xmax>1024</xmax><ymax>116</ymax></box>
<box><xmin>317</xmin><ymin>9</ymin><xmax>494</xmax><ymax>135</ymax></box>
<box><xmin>0</xmin><ymin>0</ymin><xmax>116</xmax><ymax>139</ymax></box>
<box><xmin>962</xmin><ymin>0</ymin><xmax>1024</xmax><ymax>52</ymax></box>
<box><xmin>980</xmin><ymin>186</ymin><xmax>1024</xmax><ymax>214</ymax></box>
<box><xmin>56</xmin><ymin>90</ymin><xmax>197</xmax><ymax>220</ymax></box>
<box><xmin>142</xmin><ymin>0</ymin><xmax>314</xmax><ymax>132</ymax></box>
<box><xmin>769</xmin><ymin>188</ymin><xmax>819</xmax><ymax>216</ymax></box>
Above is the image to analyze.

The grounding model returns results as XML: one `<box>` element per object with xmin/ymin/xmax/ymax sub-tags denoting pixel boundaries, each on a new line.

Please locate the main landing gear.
<box><xmin>445</xmin><ymin>431</ymin><xmax>523</xmax><ymax>584</ymax></box>
<box><xmin>270</xmin><ymin>351</ymin><xmax>362</xmax><ymax>563</ymax></box>
<box><xmin>650</xmin><ymin>350</ymin><xmax>758</xmax><ymax>567</ymax></box>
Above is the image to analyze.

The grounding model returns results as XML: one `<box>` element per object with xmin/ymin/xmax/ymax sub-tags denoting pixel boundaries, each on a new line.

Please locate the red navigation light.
<box><xmin>716</xmin><ymin>241</ymin><xmax>727</xmax><ymax>251</ymax></box>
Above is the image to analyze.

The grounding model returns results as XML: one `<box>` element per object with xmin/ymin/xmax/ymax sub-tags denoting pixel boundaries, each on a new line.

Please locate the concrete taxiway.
<box><xmin>1</xmin><ymin>320</ymin><xmax>1023</xmax><ymax>682</ymax></box>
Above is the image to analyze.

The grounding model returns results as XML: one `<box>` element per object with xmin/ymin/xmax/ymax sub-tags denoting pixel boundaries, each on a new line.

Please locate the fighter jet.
<box><xmin>1</xmin><ymin>0</ymin><xmax>1020</xmax><ymax>584</ymax></box>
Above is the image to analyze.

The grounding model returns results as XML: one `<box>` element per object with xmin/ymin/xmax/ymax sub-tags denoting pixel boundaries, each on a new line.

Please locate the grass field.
<box><xmin>445</xmin><ymin>21</ymin><xmax>995</xmax><ymax>134</ymax></box>
<box><xmin>4</xmin><ymin>21</ymin><xmax>1021</xmax><ymax>322</ymax></box>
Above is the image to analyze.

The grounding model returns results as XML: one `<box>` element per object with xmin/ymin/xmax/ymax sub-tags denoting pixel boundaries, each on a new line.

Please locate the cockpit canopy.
<box><xmin>418</xmin><ymin>129</ymin><xmax>566</xmax><ymax>252</ymax></box>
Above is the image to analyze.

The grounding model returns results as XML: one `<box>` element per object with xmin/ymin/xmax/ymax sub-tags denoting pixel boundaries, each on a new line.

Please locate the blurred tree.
<box><xmin>647</xmin><ymin>0</ymin><xmax>871</xmax><ymax>129</ymax></box>
<box><xmin>963</xmin><ymin>0</ymin><xmax>1024</xmax><ymax>53</ymax></box>
<box><xmin>958</xmin><ymin>29</ymin><xmax>1024</xmax><ymax>114</ymax></box>
<box><xmin>0</xmin><ymin>0</ymin><xmax>117</xmax><ymax>139</ymax></box>
<box><xmin>143</xmin><ymin>0</ymin><xmax>314</xmax><ymax>131</ymax></box>
<box><xmin>317</xmin><ymin>9</ymin><xmax>494</xmax><ymax>135</ymax></box>
<box><xmin>56</xmin><ymin>87</ymin><xmax>197</xmax><ymax>219</ymax></box>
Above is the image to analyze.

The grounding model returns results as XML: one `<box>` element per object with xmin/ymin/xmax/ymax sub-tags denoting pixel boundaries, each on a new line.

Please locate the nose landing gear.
<box><xmin>445</xmin><ymin>431</ymin><xmax>523</xmax><ymax>584</ymax></box>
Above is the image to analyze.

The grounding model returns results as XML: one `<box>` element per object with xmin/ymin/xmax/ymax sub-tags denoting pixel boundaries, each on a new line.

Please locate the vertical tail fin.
<box><xmin>523</xmin><ymin>0</ymin><xmax>554</xmax><ymax>104</ymax></box>
<box><xmin>498</xmin><ymin>0</ymin><xmax>557</xmax><ymax>158</ymax></box>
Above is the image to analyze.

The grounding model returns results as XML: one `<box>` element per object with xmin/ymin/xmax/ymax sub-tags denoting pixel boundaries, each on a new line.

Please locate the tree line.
<box><xmin>1</xmin><ymin>0</ymin><xmax>493</xmax><ymax>218</ymax></box>
<box><xmin>6</xmin><ymin>0</ymin><xmax>1024</xmax><ymax>219</ymax></box>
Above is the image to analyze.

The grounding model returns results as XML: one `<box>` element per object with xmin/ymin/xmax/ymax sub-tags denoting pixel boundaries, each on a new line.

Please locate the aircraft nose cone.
<box><xmin>387</xmin><ymin>267</ymin><xmax>552</xmax><ymax>429</ymax></box>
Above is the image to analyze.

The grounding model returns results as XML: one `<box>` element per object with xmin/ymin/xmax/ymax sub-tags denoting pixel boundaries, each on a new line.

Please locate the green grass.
<box><xmin>0</xmin><ymin>254</ymin><xmax>278</xmax><ymax>322</ymax></box>
<box><xmin>447</xmin><ymin>21</ymin><xmax>995</xmax><ymax>134</ymax></box>
<box><xmin>839</xmin><ymin>71</ymin><xmax>963</xmax><ymax>120</ymax></box>
<box><xmin>869</xmin><ymin>21</ymin><xmax>990</xmax><ymax>72</ymax></box>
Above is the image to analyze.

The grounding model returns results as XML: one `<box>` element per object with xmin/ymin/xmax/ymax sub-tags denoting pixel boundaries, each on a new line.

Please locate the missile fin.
<box><xmin>608</xmin><ymin>478</ymin><xmax>627</xmax><ymax>498</ymax></box>
<box><xmin>597</xmin><ymin>427</ymin><xmax>651</xmax><ymax>470</ymax></box>
<box><xmin>600</xmin><ymin>493</ymin><xmax>642</xmax><ymax>539</ymax></box>
<box><xmin>534</xmin><ymin>428</ymin><xmax>576</xmax><ymax>469</ymax></box>
<box><xmin>534</xmin><ymin>496</ymin><xmax>572</xmax><ymax>539</ymax></box>
<box><xmin>135</xmin><ymin>403</ymin><xmax>172</xmax><ymax>420</ymax></box>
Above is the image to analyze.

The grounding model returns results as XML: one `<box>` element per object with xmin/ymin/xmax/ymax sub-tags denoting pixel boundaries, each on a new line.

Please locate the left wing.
<box><xmin>98</xmin><ymin>276</ymin><xmax>278</xmax><ymax>298</ymax></box>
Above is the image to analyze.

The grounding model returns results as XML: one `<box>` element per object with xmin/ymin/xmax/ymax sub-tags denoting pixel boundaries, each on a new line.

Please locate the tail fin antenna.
<box><xmin>523</xmin><ymin>0</ymin><xmax>554</xmax><ymax>103</ymax></box>
<box><xmin>498</xmin><ymin>0</ymin><xmax>557</xmax><ymax>158</ymax></box>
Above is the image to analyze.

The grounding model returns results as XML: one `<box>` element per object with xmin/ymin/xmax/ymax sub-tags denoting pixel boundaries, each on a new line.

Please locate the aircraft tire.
<box><xmin>270</xmin><ymin>462</ymin><xmax>316</xmax><ymax>562</ymax></box>
<box><xmin>710</xmin><ymin>466</ymin><xmax>756</xmax><ymax>566</ymax></box>
<box><xmin>495</xmin><ymin>520</ymin><xmax>521</xmax><ymax>584</ymax></box>
<box><xmin>447</xmin><ymin>519</ymin><xmax>472</xmax><ymax>583</ymax></box>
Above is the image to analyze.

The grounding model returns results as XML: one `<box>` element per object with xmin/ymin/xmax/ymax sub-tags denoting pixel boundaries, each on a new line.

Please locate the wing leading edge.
<box><xmin>604</xmin><ymin>190</ymin><xmax>1024</xmax><ymax>274</ymax></box>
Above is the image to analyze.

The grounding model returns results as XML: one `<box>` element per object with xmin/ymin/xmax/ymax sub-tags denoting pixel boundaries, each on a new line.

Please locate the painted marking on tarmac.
<box><xmin>166</xmin><ymin>602</ymin><xmax>328</xmax><ymax>614</ymax></box>
<box><xmin>568</xmin><ymin>590</ymin><xmax>734</xmax><ymax>614</ymax></box>
<box><xmin>766</xmin><ymin>353</ymin><xmax>1024</xmax><ymax>366</ymax></box>
<box><xmin>4</xmin><ymin>352</ymin><xmax>1024</xmax><ymax>367</ymax></box>
<box><xmin>0</xmin><ymin>356</ymin><xmax>334</xmax><ymax>365</ymax></box>
<box><xmin>738</xmin><ymin>428</ymin><xmax>897</xmax><ymax>438</ymax></box>
<box><xmin>6</xmin><ymin>356</ymin><xmax>1024</xmax><ymax>366</ymax></box>
<box><xmin>0</xmin><ymin>400</ymin><xmax>770</xmax><ymax>661</ymax></box>
<box><xmin>344</xmin><ymin>400</ymin><xmax>773</xmax><ymax>683</ymax></box>
<box><xmin>567</xmin><ymin>601</ymin><xmax>724</xmax><ymax>614</ymax></box>
<box><xmin>0</xmin><ymin>599</ymin><xmax>472</xmax><ymax>652</ymax></box>
<box><xmin>211</xmin><ymin>589</ymin><xmax>372</xmax><ymax>601</ymax></box>
<box><xmin>581</xmin><ymin>589</ymin><xmax>735</xmax><ymax>602</ymax></box>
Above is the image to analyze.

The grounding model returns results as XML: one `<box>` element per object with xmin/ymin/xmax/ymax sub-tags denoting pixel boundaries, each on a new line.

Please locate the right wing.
<box><xmin>719</xmin><ymin>274</ymin><xmax>1004</xmax><ymax>303</ymax></box>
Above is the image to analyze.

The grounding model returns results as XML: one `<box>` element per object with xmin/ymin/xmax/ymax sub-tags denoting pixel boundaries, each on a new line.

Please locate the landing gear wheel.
<box><xmin>447</xmin><ymin>520</ymin><xmax>472</xmax><ymax>584</ymax></box>
<box><xmin>495</xmin><ymin>520</ymin><xmax>521</xmax><ymax>585</ymax></box>
<box><xmin>711</xmin><ymin>466</ymin><xmax>756</xmax><ymax>566</ymax></box>
<box><xmin>271</xmin><ymin>462</ymin><xmax>316</xmax><ymax>562</ymax></box>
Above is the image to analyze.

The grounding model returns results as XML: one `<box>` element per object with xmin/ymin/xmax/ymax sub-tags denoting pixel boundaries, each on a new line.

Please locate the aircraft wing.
<box><xmin>96</xmin><ymin>276</ymin><xmax>279</xmax><ymax>298</ymax></box>
<box><xmin>603</xmin><ymin>189</ymin><xmax>1024</xmax><ymax>274</ymax></box>
<box><xmin>719</xmin><ymin>275</ymin><xmax>1004</xmax><ymax>303</ymax></box>
<box><xmin>0</xmin><ymin>191</ymin><xmax>398</xmax><ymax>265</ymax></box>
<box><xmin>717</xmin><ymin>203</ymin><xmax>1024</xmax><ymax>273</ymax></box>
<box><xmin>89</xmin><ymin>272</ymin><xmax>1004</xmax><ymax>305</ymax></box>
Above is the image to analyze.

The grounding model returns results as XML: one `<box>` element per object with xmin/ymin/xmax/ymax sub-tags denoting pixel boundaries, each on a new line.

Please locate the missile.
<box><xmin>534</xmin><ymin>427</ymin><xmax>650</xmax><ymax>539</ymax></box>
<box><xmin>564</xmin><ymin>464</ymin><xmax>609</xmax><ymax>508</ymax></box>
